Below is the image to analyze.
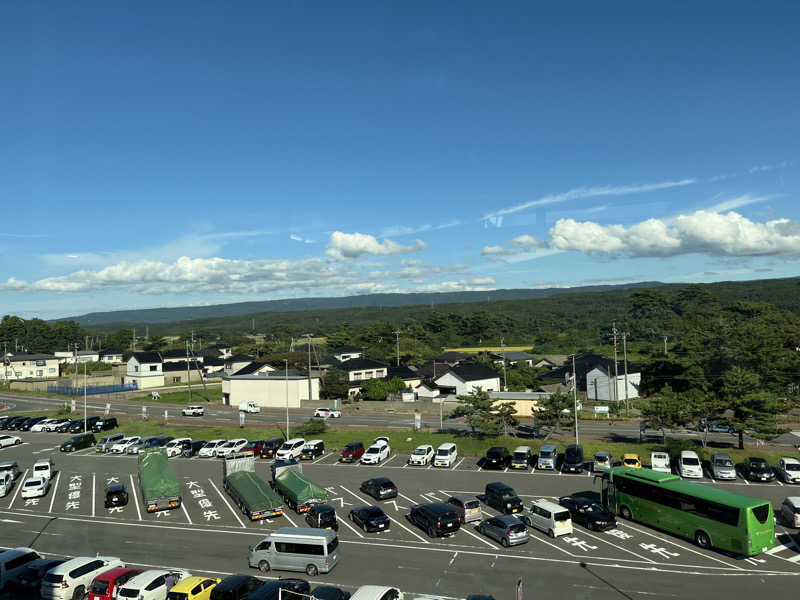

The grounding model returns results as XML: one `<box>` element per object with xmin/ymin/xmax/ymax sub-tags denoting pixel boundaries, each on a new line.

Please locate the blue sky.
<box><xmin>2</xmin><ymin>1</ymin><xmax>799</xmax><ymax>319</ymax></box>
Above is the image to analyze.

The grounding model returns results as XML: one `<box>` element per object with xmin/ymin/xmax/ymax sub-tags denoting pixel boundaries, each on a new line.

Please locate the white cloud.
<box><xmin>749</xmin><ymin>160</ymin><xmax>794</xmax><ymax>173</ymax></box>
<box><xmin>481</xmin><ymin>245</ymin><xmax>518</xmax><ymax>256</ymax></box>
<box><xmin>482</xmin><ymin>178</ymin><xmax>696</xmax><ymax>223</ymax></box>
<box><xmin>550</xmin><ymin>210</ymin><xmax>800</xmax><ymax>258</ymax></box>
<box><xmin>706</xmin><ymin>194</ymin><xmax>776</xmax><ymax>213</ymax></box>
<box><xmin>289</xmin><ymin>234</ymin><xmax>315</xmax><ymax>244</ymax></box>
<box><xmin>510</xmin><ymin>234</ymin><xmax>548</xmax><ymax>248</ymax></box>
<box><xmin>379</xmin><ymin>220</ymin><xmax>461</xmax><ymax>238</ymax></box>
<box><xmin>325</xmin><ymin>231</ymin><xmax>427</xmax><ymax>260</ymax></box>
<box><xmin>413</xmin><ymin>277</ymin><xmax>497</xmax><ymax>293</ymax></box>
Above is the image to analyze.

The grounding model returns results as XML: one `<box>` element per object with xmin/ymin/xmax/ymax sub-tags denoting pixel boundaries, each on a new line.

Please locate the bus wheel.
<box><xmin>695</xmin><ymin>531</ymin><xmax>711</xmax><ymax>549</ymax></box>
<box><xmin>620</xmin><ymin>506</ymin><xmax>632</xmax><ymax>520</ymax></box>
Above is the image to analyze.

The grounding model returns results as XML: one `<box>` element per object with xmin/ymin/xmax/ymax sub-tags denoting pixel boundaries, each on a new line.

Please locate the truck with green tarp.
<box><xmin>223</xmin><ymin>453</ymin><xmax>284</xmax><ymax>520</ymax></box>
<box><xmin>138</xmin><ymin>447</ymin><xmax>182</xmax><ymax>512</ymax></box>
<box><xmin>272</xmin><ymin>460</ymin><xmax>327</xmax><ymax>513</ymax></box>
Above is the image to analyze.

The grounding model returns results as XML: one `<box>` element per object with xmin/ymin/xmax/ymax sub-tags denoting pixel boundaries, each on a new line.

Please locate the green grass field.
<box><xmin>127</xmin><ymin>388</ymin><xmax>222</xmax><ymax>404</ymax></box>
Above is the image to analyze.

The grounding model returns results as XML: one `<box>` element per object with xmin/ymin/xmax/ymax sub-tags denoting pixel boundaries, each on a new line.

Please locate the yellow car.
<box><xmin>622</xmin><ymin>453</ymin><xmax>642</xmax><ymax>468</ymax></box>
<box><xmin>168</xmin><ymin>576</ymin><xmax>221</xmax><ymax>600</ymax></box>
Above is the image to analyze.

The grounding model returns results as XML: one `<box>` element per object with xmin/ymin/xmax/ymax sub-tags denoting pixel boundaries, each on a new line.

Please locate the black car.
<box><xmin>304</xmin><ymin>503</ymin><xmax>339</xmax><ymax>531</ymax></box>
<box><xmin>260</xmin><ymin>437</ymin><xmax>285</xmax><ymax>459</ymax></box>
<box><xmin>742</xmin><ymin>457</ymin><xmax>776</xmax><ymax>482</ymax></box>
<box><xmin>558</xmin><ymin>495</ymin><xmax>616</xmax><ymax>531</ymax></box>
<box><xmin>349</xmin><ymin>505</ymin><xmax>391</xmax><ymax>533</ymax></box>
<box><xmin>311</xmin><ymin>586</ymin><xmax>351</xmax><ymax>600</ymax></box>
<box><xmin>562</xmin><ymin>444</ymin><xmax>584</xmax><ymax>473</ymax></box>
<box><xmin>483</xmin><ymin>446</ymin><xmax>511</xmax><ymax>469</ymax></box>
<box><xmin>249</xmin><ymin>578</ymin><xmax>310</xmax><ymax>600</ymax></box>
<box><xmin>68</xmin><ymin>416</ymin><xmax>101</xmax><ymax>433</ymax></box>
<box><xmin>515</xmin><ymin>425</ymin><xmax>540</xmax><ymax>439</ymax></box>
<box><xmin>5</xmin><ymin>416</ymin><xmax>29</xmax><ymax>430</ymax></box>
<box><xmin>182</xmin><ymin>439</ymin><xmax>207</xmax><ymax>457</ymax></box>
<box><xmin>155</xmin><ymin>436</ymin><xmax>174</xmax><ymax>446</ymax></box>
<box><xmin>104</xmin><ymin>483</ymin><xmax>129</xmax><ymax>508</ymax></box>
<box><xmin>483</xmin><ymin>482</ymin><xmax>523</xmax><ymax>514</ymax></box>
<box><xmin>18</xmin><ymin>416</ymin><xmax>47</xmax><ymax>431</ymax></box>
<box><xmin>55</xmin><ymin>420</ymin><xmax>77</xmax><ymax>433</ymax></box>
<box><xmin>409</xmin><ymin>502</ymin><xmax>461</xmax><ymax>538</ymax></box>
<box><xmin>60</xmin><ymin>432</ymin><xmax>96</xmax><ymax>452</ymax></box>
<box><xmin>210</xmin><ymin>574</ymin><xmax>263</xmax><ymax>600</ymax></box>
<box><xmin>92</xmin><ymin>417</ymin><xmax>118</xmax><ymax>432</ymax></box>
<box><xmin>6</xmin><ymin>557</ymin><xmax>66</xmax><ymax>595</ymax></box>
<box><xmin>0</xmin><ymin>416</ymin><xmax>15</xmax><ymax>429</ymax></box>
<box><xmin>360</xmin><ymin>477</ymin><xmax>398</xmax><ymax>500</ymax></box>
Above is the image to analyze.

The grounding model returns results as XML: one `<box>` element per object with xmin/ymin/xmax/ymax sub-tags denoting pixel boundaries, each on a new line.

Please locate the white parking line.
<box><xmin>281</xmin><ymin>509</ymin><xmax>298</xmax><ymax>527</ymax></box>
<box><xmin>383</xmin><ymin>455</ymin><xmax>398</xmax><ymax>466</ymax></box>
<box><xmin>581</xmin><ymin>528</ymin><xmax>656</xmax><ymax>563</ymax></box>
<box><xmin>129</xmin><ymin>474</ymin><xmax>142</xmax><ymax>520</ymax></box>
<box><xmin>336</xmin><ymin>514</ymin><xmax>364</xmax><ymax>538</ymax></box>
<box><xmin>311</xmin><ymin>453</ymin><xmax>330</xmax><ymax>465</ymax></box>
<box><xmin>91</xmin><ymin>473</ymin><xmax>96</xmax><ymax>518</ymax></box>
<box><xmin>47</xmin><ymin>471</ymin><xmax>60</xmax><ymax>513</ymax></box>
<box><xmin>397</xmin><ymin>492</ymin><xmax>418</xmax><ymax>506</ymax></box>
<box><xmin>7</xmin><ymin>468</ymin><xmax>28</xmax><ymax>510</ymax></box>
<box><xmin>776</xmin><ymin>480</ymin><xmax>784</xmax><ymax>486</ymax></box>
<box><xmin>453</xmin><ymin>458</ymin><xmax>465</xmax><ymax>470</ymax></box>
<box><xmin>207</xmin><ymin>478</ymin><xmax>246</xmax><ymax>528</ymax></box>
<box><xmin>339</xmin><ymin>484</ymin><xmax>430</xmax><ymax>544</ymax></box>
<box><xmin>458</xmin><ymin>524</ymin><xmax>496</xmax><ymax>549</ymax></box>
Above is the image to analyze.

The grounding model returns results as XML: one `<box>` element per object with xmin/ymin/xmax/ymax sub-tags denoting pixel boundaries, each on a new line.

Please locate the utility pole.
<box><xmin>501</xmin><ymin>337</ymin><xmax>508</xmax><ymax>392</ymax></box>
<box><xmin>623</xmin><ymin>332</ymin><xmax>630</xmax><ymax>415</ymax></box>
<box><xmin>185</xmin><ymin>341</ymin><xmax>193</xmax><ymax>404</ymax></box>
<box><xmin>284</xmin><ymin>359</ymin><xmax>290</xmax><ymax>438</ymax></box>
<box><xmin>612</xmin><ymin>322</ymin><xmax>619</xmax><ymax>406</ymax></box>
<box><xmin>393</xmin><ymin>331</ymin><xmax>401</xmax><ymax>367</ymax></box>
<box><xmin>305</xmin><ymin>333</ymin><xmax>313</xmax><ymax>402</ymax></box>
<box><xmin>132</xmin><ymin>328</ymin><xmax>136</xmax><ymax>353</ymax></box>
<box><xmin>572</xmin><ymin>353</ymin><xmax>579</xmax><ymax>444</ymax></box>
<box><xmin>72</xmin><ymin>343</ymin><xmax>79</xmax><ymax>410</ymax></box>
<box><xmin>83</xmin><ymin>362</ymin><xmax>87</xmax><ymax>433</ymax></box>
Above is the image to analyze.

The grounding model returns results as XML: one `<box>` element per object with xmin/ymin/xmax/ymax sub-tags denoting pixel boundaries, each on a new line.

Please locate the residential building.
<box><xmin>54</xmin><ymin>350</ymin><xmax>100</xmax><ymax>364</ymax></box>
<box><xmin>2</xmin><ymin>353</ymin><xmax>60</xmax><ymax>380</ymax></box>
<box><xmin>221</xmin><ymin>370</ymin><xmax>320</xmax><ymax>408</ymax></box>
<box><xmin>231</xmin><ymin>362</ymin><xmax>277</xmax><ymax>376</ymax></box>
<box><xmin>160</xmin><ymin>349</ymin><xmax>203</xmax><ymax>364</ymax></box>
<box><xmin>224</xmin><ymin>354</ymin><xmax>253</xmax><ymax>374</ymax></box>
<box><xmin>586</xmin><ymin>365</ymin><xmax>641</xmax><ymax>402</ymax></box>
<box><xmin>163</xmin><ymin>360</ymin><xmax>204</xmax><ymax>384</ymax></box>
<box><xmin>488</xmin><ymin>350</ymin><xmax>534</xmax><ymax>367</ymax></box>
<box><xmin>533</xmin><ymin>355</ymin><xmax>569</xmax><ymax>369</ymax></box>
<box><xmin>330</xmin><ymin>346</ymin><xmax>363</xmax><ymax>362</ymax></box>
<box><xmin>433</xmin><ymin>351</ymin><xmax>468</xmax><ymax>366</ymax></box>
<box><xmin>124</xmin><ymin>351</ymin><xmax>164</xmax><ymax>389</ymax></box>
<box><xmin>338</xmin><ymin>358</ymin><xmax>388</xmax><ymax>383</ymax></box>
<box><xmin>202</xmin><ymin>344</ymin><xmax>233</xmax><ymax>359</ymax></box>
<box><xmin>433</xmin><ymin>364</ymin><xmax>501</xmax><ymax>396</ymax></box>
<box><xmin>542</xmin><ymin>352</ymin><xmax>640</xmax><ymax>401</ymax></box>
<box><xmin>99</xmin><ymin>349</ymin><xmax>124</xmax><ymax>364</ymax></box>
<box><xmin>386</xmin><ymin>365</ymin><xmax>422</xmax><ymax>390</ymax></box>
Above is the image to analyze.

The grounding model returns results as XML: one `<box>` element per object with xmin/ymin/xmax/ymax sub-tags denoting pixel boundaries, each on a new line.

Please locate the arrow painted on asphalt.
<box><xmin>383</xmin><ymin>500</ymin><xmax>408</xmax><ymax>511</ymax></box>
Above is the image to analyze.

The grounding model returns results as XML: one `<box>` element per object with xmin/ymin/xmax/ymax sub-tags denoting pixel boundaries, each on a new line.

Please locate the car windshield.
<box><xmin>25</xmin><ymin>480</ymin><xmax>41</xmax><ymax>487</ymax></box>
<box><xmin>412</xmin><ymin>448</ymin><xmax>428</xmax><ymax>455</ymax></box>
<box><xmin>436</xmin><ymin>449</ymin><xmax>449</xmax><ymax>456</ymax></box>
<box><xmin>682</xmin><ymin>457</ymin><xmax>700</xmax><ymax>465</ymax></box>
<box><xmin>751</xmin><ymin>461</ymin><xmax>768</xmax><ymax>470</ymax></box>
<box><xmin>499</xmin><ymin>489</ymin><xmax>517</xmax><ymax>500</ymax></box>
<box><xmin>513</xmin><ymin>452</ymin><xmax>528</xmax><ymax>460</ymax></box>
<box><xmin>595</xmin><ymin>455</ymin><xmax>608</xmax><ymax>463</ymax></box>
<box><xmin>365</xmin><ymin>447</ymin><xmax>378</xmax><ymax>454</ymax></box>
<box><xmin>539</xmin><ymin>450</ymin><xmax>554</xmax><ymax>458</ymax></box>
<box><xmin>280</xmin><ymin>443</ymin><xmax>293</xmax><ymax>450</ymax></box>
<box><xmin>91</xmin><ymin>580</ymin><xmax>110</xmax><ymax>594</ymax></box>
<box><xmin>623</xmin><ymin>458</ymin><xmax>638</xmax><ymax>465</ymax></box>
<box><xmin>714</xmin><ymin>459</ymin><xmax>734</xmax><ymax>467</ymax></box>
<box><xmin>784</xmin><ymin>463</ymin><xmax>800</xmax><ymax>471</ymax></box>
<box><xmin>584</xmin><ymin>503</ymin><xmax>605</xmax><ymax>513</ymax></box>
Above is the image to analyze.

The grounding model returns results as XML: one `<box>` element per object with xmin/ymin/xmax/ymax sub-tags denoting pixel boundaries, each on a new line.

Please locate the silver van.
<box><xmin>710</xmin><ymin>452</ymin><xmax>736</xmax><ymax>480</ymax></box>
<box><xmin>537</xmin><ymin>445</ymin><xmax>557</xmax><ymax>470</ymax></box>
<box><xmin>0</xmin><ymin>547</ymin><xmax>41</xmax><ymax>593</ymax></box>
<box><xmin>248</xmin><ymin>527</ymin><xmax>339</xmax><ymax>576</ymax></box>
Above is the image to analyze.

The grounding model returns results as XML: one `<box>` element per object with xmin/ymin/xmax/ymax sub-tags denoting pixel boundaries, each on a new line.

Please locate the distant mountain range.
<box><xmin>52</xmin><ymin>282</ymin><xmax>664</xmax><ymax>327</ymax></box>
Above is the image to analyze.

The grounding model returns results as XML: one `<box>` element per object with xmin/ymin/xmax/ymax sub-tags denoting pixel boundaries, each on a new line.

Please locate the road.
<box><xmin>1</xmin><ymin>433</ymin><xmax>799</xmax><ymax>599</ymax></box>
<box><xmin>0</xmin><ymin>392</ymin><xmax>757</xmax><ymax>446</ymax></box>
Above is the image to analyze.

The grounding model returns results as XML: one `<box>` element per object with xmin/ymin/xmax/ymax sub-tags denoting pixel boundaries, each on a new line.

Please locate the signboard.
<box><xmin>594</xmin><ymin>406</ymin><xmax>609</xmax><ymax>414</ymax></box>
<box><xmin>414</xmin><ymin>412</ymin><xmax>422</xmax><ymax>431</ymax></box>
<box><xmin>141</xmin><ymin>406</ymin><xmax>147</xmax><ymax>420</ymax></box>
<box><xmin>239</xmin><ymin>412</ymin><xmax>246</xmax><ymax>427</ymax></box>
<box><xmin>70</xmin><ymin>399</ymin><xmax>76</xmax><ymax>413</ymax></box>
<box><xmin>333</xmin><ymin>399</ymin><xmax>338</xmax><ymax>410</ymax></box>
<box><xmin>164</xmin><ymin>409</ymin><xmax>168</xmax><ymax>423</ymax></box>
<box><xmin>104</xmin><ymin>403</ymin><xmax>111</xmax><ymax>417</ymax></box>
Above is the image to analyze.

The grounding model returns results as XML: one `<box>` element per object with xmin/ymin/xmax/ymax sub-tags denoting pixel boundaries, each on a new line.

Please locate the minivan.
<box><xmin>511</xmin><ymin>446</ymin><xmax>531</xmax><ymax>470</ymax></box>
<box><xmin>446</xmin><ymin>494</ymin><xmax>482</xmax><ymax>523</ymax></box>
<box><xmin>32</xmin><ymin>459</ymin><xmax>54</xmax><ymax>481</ymax></box>
<box><xmin>0</xmin><ymin>547</ymin><xmax>41</xmax><ymax>593</ymax></box>
<box><xmin>260</xmin><ymin>437</ymin><xmax>286</xmax><ymax>459</ymax></box>
<box><xmin>650</xmin><ymin>452</ymin><xmax>671</xmax><ymax>473</ymax></box>
<box><xmin>60</xmin><ymin>433</ymin><xmax>96</xmax><ymax>452</ymax></box>
<box><xmin>276</xmin><ymin>438</ymin><xmax>306</xmax><ymax>461</ymax></box>
<box><xmin>409</xmin><ymin>503</ymin><xmax>462</xmax><ymax>538</ymax></box>
<box><xmin>92</xmin><ymin>417</ymin><xmax>118</xmax><ymax>432</ymax></box>
<box><xmin>522</xmin><ymin>499</ymin><xmax>573</xmax><ymax>538</ymax></box>
<box><xmin>300</xmin><ymin>440</ymin><xmax>325</xmax><ymax>460</ymax></box>
<box><xmin>96</xmin><ymin>433</ymin><xmax>125</xmax><ymax>453</ymax></box>
<box><xmin>678</xmin><ymin>450</ymin><xmax>703</xmax><ymax>479</ymax></box>
<box><xmin>484</xmin><ymin>482</ymin><xmax>523</xmax><ymax>515</ymax></box>
<box><xmin>562</xmin><ymin>444</ymin><xmax>584</xmax><ymax>473</ymax></box>
<box><xmin>710</xmin><ymin>452</ymin><xmax>736</xmax><ymax>480</ymax></box>
<box><xmin>433</xmin><ymin>443</ymin><xmax>457</xmax><ymax>468</ymax></box>
<box><xmin>248</xmin><ymin>527</ymin><xmax>340</xmax><ymax>576</ymax></box>
<box><xmin>68</xmin><ymin>416</ymin><xmax>100</xmax><ymax>433</ymax></box>
<box><xmin>537</xmin><ymin>444</ymin><xmax>557</xmax><ymax>470</ymax></box>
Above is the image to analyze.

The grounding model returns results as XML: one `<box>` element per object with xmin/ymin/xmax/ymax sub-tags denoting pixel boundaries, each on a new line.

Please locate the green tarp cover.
<box><xmin>275</xmin><ymin>468</ymin><xmax>328</xmax><ymax>505</ymax></box>
<box><xmin>227</xmin><ymin>471</ymin><xmax>283</xmax><ymax>511</ymax></box>
<box><xmin>138</xmin><ymin>448</ymin><xmax>180</xmax><ymax>500</ymax></box>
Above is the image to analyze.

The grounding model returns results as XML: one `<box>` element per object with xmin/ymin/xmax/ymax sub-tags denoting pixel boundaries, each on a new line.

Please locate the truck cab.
<box><xmin>239</xmin><ymin>401</ymin><xmax>261</xmax><ymax>414</ymax></box>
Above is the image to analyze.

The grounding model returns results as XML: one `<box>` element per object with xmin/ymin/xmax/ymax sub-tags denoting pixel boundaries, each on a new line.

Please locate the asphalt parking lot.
<box><xmin>2</xmin><ymin>434</ymin><xmax>800</xmax><ymax>599</ymax></box>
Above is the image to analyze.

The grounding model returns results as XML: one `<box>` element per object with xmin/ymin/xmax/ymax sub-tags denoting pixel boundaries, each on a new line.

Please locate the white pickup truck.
<box><xmin>239</xmin><ymin>401</ymin><xmax>261</xmax><ymax>413</ymax></box>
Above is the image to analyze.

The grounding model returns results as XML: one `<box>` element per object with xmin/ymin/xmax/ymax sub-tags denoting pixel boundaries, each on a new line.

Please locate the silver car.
<box><xmin>711</xmin><ymin>452</ymin><xmax>736</xmax><ymax>480</ymax></box>
<box><xmin>477</xmin><ymin>514</ymin><xmax>529</xmax><ymax>547</ymax></box>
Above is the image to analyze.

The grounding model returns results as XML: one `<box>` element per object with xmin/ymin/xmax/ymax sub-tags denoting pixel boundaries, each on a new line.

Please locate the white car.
<box><xmin>165</xmin><ymin>437</ymin><xmax>192</xmax><ymax>458</ymax></box>
<box><xmin>779</xmin><ymin>497</ymin><xmax>800</xmax><ymax>527</ymax></box>
<box><xmin>650</xmin><ymin>452</ymin><xmax>671</xmax><ymax>473</ymax></box>
<box><xmin>198</xmin><ymin>439</ymin><xmax>226</xmax><ymax>457</ymax></box>
<box><xmin>350</xmin><ymin>586</ymin><xmax>403</xmax><ymax>600</ymax></box>
<box><xmin>408</xmin><ymin>445</ymin><xmax>434</xmax><ymax>466</ymax></box>
<box><xmin>42</xmin><ymin>418</ymin><xmax>70</xmax><ymax>432</ymax></box>
<box><xmin>0</xmin><ymin>435</ymin><xmax>22</xmax><ymax>449</ymax></box>
<box><xmin>111</xmin><ymin>436</ymin><xmax>141</xmax><ymax>453</ymax></box>
<box><xmin>31</xmin><ymin>419</ymin><xmax>58</xmax><ymax>432</ymax></box>
<box><xmin>116</xmin><ymin>568</ymin><xmax>191</xmax><ymax>600</ymax></box>
<box><xmin>0</xmin><ymin>460</ymin><xmax>20</xmax><ymax>480</ymax></box>
<box><xmin>777</xmin><ymin>457</ymin><xmax>800</xmax><ymax>484</ymax></box>
<box><xmin>678</xmin><ymin>450</ymin><xmax>703</xmax><ymax>478</ymax></box>
<box><xmin>181</xmin><ymin>405</ymin><xmax>205</xmax><ymax>417</ymax></box>
<box><xmin>41</xmin><ymin>556</ymin><xmax>124</xmax><ymax>600</ymax></box>
<box><xmin>313</xmin><ymin>408</ymin><xmax>341</xmax><ymax>418</ymax></box>
<box><xmin>0</xmin><ymin>471</ymin><xmax>15</xmax><ymax>497</ymax></box>
<box><xmin>361</xmin><ymin>437</ymin><xmax>391</xmax><ymax>465</ymax></box>
<box><xmin>275</xmin><ymin>438</ymin><xmax>306</xmax><ymax>461</ymax></box>
<box><xmin>215</xmin><ymin>438</ymin><xmax>248</xmax><ymax>458</ymax></box>
<box><xmin>20</xmin><ymin>476</ymin><xmax>50</xmax><ymax>499</ymax></box>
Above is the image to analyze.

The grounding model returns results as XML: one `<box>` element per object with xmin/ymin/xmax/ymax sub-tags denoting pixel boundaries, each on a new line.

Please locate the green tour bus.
<box><xmin>599</xmin><ymin>466</ymin><xmax>774</xmax><ymax>556</ymax></box>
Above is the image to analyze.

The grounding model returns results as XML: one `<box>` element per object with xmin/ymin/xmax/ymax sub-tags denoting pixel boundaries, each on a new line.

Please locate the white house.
<box><xmin>54</xmin><ymin>350</ymin><xmax>100</xmax><ymax>365</ymax></box>
<box><xmin>221</xmin><ymin>371</ymin><xmax>320</xmax><ymax>408</ymax></box>
<box><xmin>489</xmin><ymin>351</ymin><xmax>535</xmax><ymax>367</ymax></box>
<box><xmin>125</xmin><ymin>351</ymin><xmax>164</xmax><ymax>389</ymax></box>
<box><xmin>225</xmin><ymin>354</ymin><xmax>253</xmax><ymax>374</ymax></box>
<box><xmin>433</xmin><ymin>364</ymin><xmax>501</xmax><ymax>396</ymax></box>
<box><xmin>2</xmin><ymin>354</ymin><xmax>60</xmax><ymax>380</ymax></box>
<box><xmin>99</xmin><ymin>350</ymin><xmax>124</xmax><ymax>364</ymax></box>
<box><xmin>331</xmin><ymin>346</ymin><xmax>364</xmax><ymax>362</ymax></box>
<box><xmin>586</xmin><ymin>366</ymin><xmax>641</xmax><ymax>402</ymax></box>
<box><xmin>232</xmin><ymin>362</ymin><xmax>277</xmax><ymax>376</ymax></box>
<box><xmin>160</xmin><ymin>349</ymin><xmax>203</xmax><ymax>364</ymax></box>
<box><xmin>337</xmin><ymin>358</ymin><xmax>389</xmax><ymax>397</ymax></box>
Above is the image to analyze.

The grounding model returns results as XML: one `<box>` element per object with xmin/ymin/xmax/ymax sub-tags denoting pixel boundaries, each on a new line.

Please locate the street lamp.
<box><xmin>284</xmin><ymin>359</ymin><xmax>290</xmax><ymax>439</ymax></box>
<box><xmin>83</xmin><ymin>361</ymin><xmax>87</xmax><ymax>433</ymax></box>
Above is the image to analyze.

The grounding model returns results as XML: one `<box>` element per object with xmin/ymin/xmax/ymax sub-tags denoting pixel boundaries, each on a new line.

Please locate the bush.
<box><xmin>294</xmin><ymin>418</ymin><xmax>328</xmax><ymax>436</ymax></box>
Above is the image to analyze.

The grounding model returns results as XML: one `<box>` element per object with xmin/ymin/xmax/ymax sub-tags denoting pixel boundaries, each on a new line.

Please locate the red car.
<box><xmin>260</xmin><ymin>437</ymin><xmax>285</xmax><ymax>459</ymax></box>
<box><xmin>241</xmin><ymin>439</ymin><xmax>267</xmax><ymax>456</ymax></box>
<box><xmin>89</xmin><ymin>567</ymin><xmax>143</xmax><ymax>600</ymax></box>
<box><xmin>340</xmin><ymin>441</ymin><xmax>365</xmax><ymax>462</ymax></box>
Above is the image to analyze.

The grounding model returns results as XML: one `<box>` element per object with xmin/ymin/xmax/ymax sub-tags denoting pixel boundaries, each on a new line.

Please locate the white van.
<box><xmin>678</xmin><ymin>450</ymin><xmax>703</xmax><ymax>479</ymax></box>
<box><xmin>276</xmin><ymin>438</ymin><xmax>306</xmax><ymax>461</ymax></box>
<box><xmin>41</xmin><ymin>556</ymin><xmax>124</xmax><ymax>600</ymax></box>
<box><xmin>32</xmin><ymin>459</ymin><xmax>54</xmax><ymax>481</ymax></box>
<box><xmin>0</xmin><ymin>547</ymin><xmax>41</xmax><ymax>593</ymax></box>
<box><xmin>239</xmin><ymin>401</ymin><xmax>261</xmax><ymax>413</ymax></box>
<box><xmin>522</xmin><ymin>499</ymin><xmax>573</xmax><ymax>538</ymax></box>
<box><xmin>433</xmin><ymin>443</ymin><xmax>457</xmax><ymax>468</ymax></box>
<box><xmin>650</xmin><ymin>452</ymin><xmax>671</xmax><ymax>473</ymax></box>
<box><xmin>248</xmin><ymin>527</ymin><xmax>339</xmax><ymax>576</ymax></box>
